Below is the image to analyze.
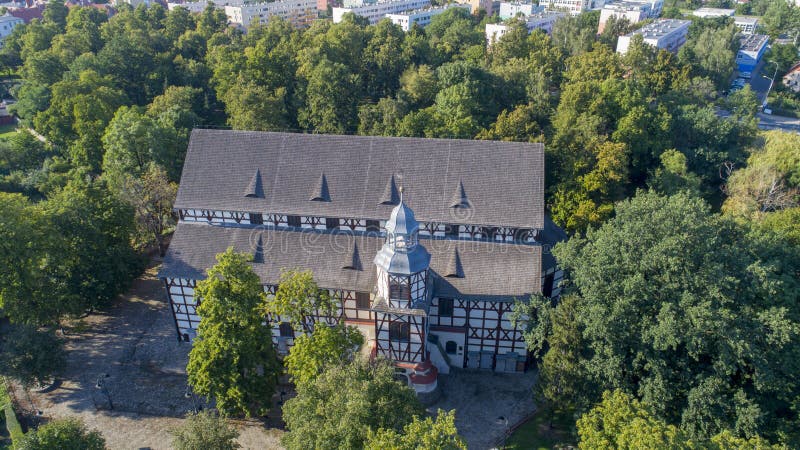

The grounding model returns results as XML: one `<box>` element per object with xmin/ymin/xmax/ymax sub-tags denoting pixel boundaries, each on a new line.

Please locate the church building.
<box><xmin>159</xmin><ymin>130</ymin><xmax>564</xmax><ymax>392</ymax></box>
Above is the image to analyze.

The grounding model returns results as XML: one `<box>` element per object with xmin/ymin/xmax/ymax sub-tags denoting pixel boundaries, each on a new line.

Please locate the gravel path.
<box><xmin>20</xmin><ymin>264</ymin><xmax>283</xmax><ymax>450</ymax></box>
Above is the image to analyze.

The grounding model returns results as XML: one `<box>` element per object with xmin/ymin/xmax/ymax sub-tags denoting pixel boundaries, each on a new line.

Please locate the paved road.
<box><xmin>757</xmin><ymin>112</ymin><xmax>800</xmax><ymax>132</ymax></box>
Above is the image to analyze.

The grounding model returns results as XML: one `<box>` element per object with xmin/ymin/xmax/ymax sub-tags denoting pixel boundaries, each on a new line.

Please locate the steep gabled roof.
<box><xmin>159</xmin><ymin>222</ymin><xmax>542</xmax><ymax>301</ymax></box>
<box><xmin>443</xmin><ymin>248</ymin><xmax>464</xmax><ymax>278</ymax></box>
<box><xmin>378</xmin><ymin>174</ymin><xmax>400</xmax><ymax>205</ymax></box>
<box><xmin>175</xmin><ymin>130</ymin><xmax>546</xmax><ymax>229</ymax></box>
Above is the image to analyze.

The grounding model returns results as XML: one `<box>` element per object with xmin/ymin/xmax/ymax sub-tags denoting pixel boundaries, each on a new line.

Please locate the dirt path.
<box><xmin>20</xmin><ymin>265</ymin><xmax>283</xmax><ymax>450</ymax></box>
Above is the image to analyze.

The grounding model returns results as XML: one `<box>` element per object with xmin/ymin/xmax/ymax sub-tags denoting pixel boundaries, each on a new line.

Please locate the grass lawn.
<box><xmin>503</xmin><ymin>406</ymin><xmax>575</xmax><ymax>450</ymax></box>
<box><xmin>0</xmin><ymin>124</ymin><xmax>17</xmax><ymax>140</ymax></box>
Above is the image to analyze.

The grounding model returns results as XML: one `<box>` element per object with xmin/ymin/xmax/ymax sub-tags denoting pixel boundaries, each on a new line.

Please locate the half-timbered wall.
<box><xmin>164</xmin><ymin>277</ymin><xmax>199</xmax><ymax>341</ymax></box>
<box><xmin>179</xmin><ymin>209</ymin><xmax>253</xmax><ymax>225</ymax></box>
<box><xmin>178</xmin><ymin>208</ymin><xmax>538</xmax><ymax>243</ymax></box>
<box><xmin>375</xmin><ymin>313</ymin><xmax>426</xmax><ymax>363</ymax></box>
<box><xmin>428</xmin><ymin>297</ymin><xmax>526</xmax><ymax>371</ymax></box>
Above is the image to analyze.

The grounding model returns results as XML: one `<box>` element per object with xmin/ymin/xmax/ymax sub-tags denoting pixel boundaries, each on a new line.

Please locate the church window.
<box><xmin>279</xmin><ymin>322</ymin><xmax>294</xmax><ymax>338</ymax></box>
<box><xmin>355</xmin><ymin>292</ymin><xmax>371</xmax><ymax>309</ymax></box>
<box><xmin>249</xmin><ymin>213</ymin><xmax>263</xmax><ymax>225</ymax></box>
<box><xmin>287</xmin><ymin>215</ymin><xmax>301</xmax><ymax>227</ymax></box>
<box><xmin>389</xmin><ymin>281</ymin><xmax>410</xmax><ymax>300</ymax></box>
<box><xmin>389</xmin><ymin>322</ymin><xmax>410</xmax><ymax>342</ymax></box>
<box><xmin>325</xmin><ymin>217</ymin><xmax>340</xmax><ymax>229</ymax></box>
<box><xmin>446</xmin><ymin>224</ymin><xmax>459</xmax><ymax>237</ymax></box>
<box><xmin>438</xmin><ymin>298</ymin><xmax>454</xmax><ymax>317</ymax></box>
<box><xmin>366</xmin><ymin>220</ymin><xmax>380</xmax><ymax>232</ymax></box>
<box><xmin>445</xmin><ymin>341</ymin><xmax>457</xmax><ymax>354</ymax></box>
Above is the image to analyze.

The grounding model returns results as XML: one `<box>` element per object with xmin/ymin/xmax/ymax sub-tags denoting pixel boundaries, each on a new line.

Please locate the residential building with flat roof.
<box><xmin>737</xmin><ymin>33</ymin><xmax>768</xmax><ymax>72</ymax></box>
<box><xmin>333</xmin><ymin>0</ymin><xmax>430</xmax><ymax>24</ymax></box>
<box><xmin>692</xmin><ymin>7</ymin><xmax>734</xmax><ymax>18</ymax></box>
<box><xmin>224</xmin><ymin>0</ymin><xmax>317</xmax><ymax>28</ymax></box>
<box><xmin>498</xmin><ymin>1</ymin><xmax>544</xmax><ymax>19</ymax></box>
<box><xmin>734</xmin><ymin>16</ymin><xmax>758</xmax><ymax>34</ymax></box>
<box><xmin>616</xmin><ymin>18</ymin><xmax>691</xmax><ymax>54</ymax></box>
<box><xmin>598</xmin><ymin>1</ymin><xmax>651</xmax><ymax>33</ymax></box>
<box><xmin>545</xmin><ymin>0</ymin><xmax>602</xmax><ymax>16</ymax></box>
<box><xmin>386</xmin><ymin>3</ymin><xmax>469</xmax><ymax>31</ymax></box>
<box><xmin>486</xmin><ymin>11</ymin><xmax>567</xmax><ymax>45</ymax></box>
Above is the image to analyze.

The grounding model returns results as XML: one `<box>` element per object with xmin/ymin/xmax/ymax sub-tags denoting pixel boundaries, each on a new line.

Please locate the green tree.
<box><xmin>171</xmin><ymin>410</ymin><xmax>240</xmax><ymax>450</ymax></box>
<box><xmin>43</xmin><ymin>0</ymin><xmax>69</xmax><ymax>31</ymax></box>
<box><xmin>116</xmin><ymin>164</ymin><xmax>178</xmax><ymax>256</ymax></box>
<box><xmin>284</xmin><ymin>323</ymin><xmax>364</xmax><ymax>387</ymax></box>
<box><xmin>365</xmin><ymin>410</ymin><xmax>466</xmax><ymax>450</ymax></box>
<box><xmin>187</xmin><ymin>248</ymin><xmax>280</xmax><ymax>417</ymax></box>
<box><xmin>553</xmin><ymin>191</ymin><xmax>800</xmax><ymax>442</ymax></box>
<box><xmin>16</xmin><ymin>418</ymin><xmax>106</xmax><ymax>450</ymax></box>
<box><xmin>297</xmin><ymin>58</ymin><xmax>359</xmax><ymax>133</ymax></box>
<box><xmin>41</xmin><ymin>178</ymin><xmax>141</xmax><ymax>315</ymax></box>
<box><xmin>648</xmin><ymin>149</ymin><xmax>703</xmax><ymax>197</ymax></box>
<box><xmin>0</xmin><ymin>193</ymin><xmax>66</xmax><ymax>325</ymax></box>
<box><xmin>577</xmin><ymin>390</ymin><xmax>689</xmax><ymax>449</ymax></box>
<box><xmin>267</xmin><ymin>269</ymin><xmax>335</xmax><ymax>333</ymax></box>
<box><xmin>34</xmin><ymin>70</ymin><xmax>127</xmax><ymax>170</ymax></box>
<box><xmin>0</xmin><ymin>324</ymin><xmax>66</xmax><ymax>388</ymax></box>
<box><xmin>101</xmin><ymin>106</ymin><xmax>181</xmax><ymax>188</ymax></box>
<box><xmin>282</xmin><ymin>357</ymin><xmax>423</xmax><ymax>450</ymax></box>
<box><xmin>722</xmin><ymin>131</ymin><xmax>800</xmax><ymax>218</ymax></box>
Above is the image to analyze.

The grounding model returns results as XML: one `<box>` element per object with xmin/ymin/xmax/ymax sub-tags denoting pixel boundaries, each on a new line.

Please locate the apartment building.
<box><xmin>616</xmin><ymin>18</ymin><xmax>691</xmax><ymax>54</ymax></box>
<box><xmin>598</xmin><ymin>1</ymin><xmax>651</xmax><ymax>33</ymax></box>
<box><xmin>498</xmin><ymin>1</ymin><xmax>544</xmax><ymax>19</ymax></box>
<box><xmin>224</xmin><ymin>0</ymin><xmax>317</xmax><ymax>28</ymax></box>
<box><xmin>385</xmin><ymin>3</ymin><xmax>469</xmax><ymax>31</ymax></box>
<box><xmin>332</xmin><ymin>0</ymin><xmax>429</xmax><ymax>24</ymax></box>
<box><xmin>486</xmin><ymin>11</ymin><xmax>567</xmax><ymax>45</ymax></box>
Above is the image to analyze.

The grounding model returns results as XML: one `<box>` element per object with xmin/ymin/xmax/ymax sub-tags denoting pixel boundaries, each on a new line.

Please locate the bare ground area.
<box><xmin>431</xmin><ymin>369</ymin><xmax>539</xmax><ymax>449</ymax></box>
<box><xmin>15</xmin><ymin>264</ymin><xmax>284</xmax><ymax>450</ymax></box>
<box><xmin>14</xmin><ymin>262</ymin><xmax>537</xmax><ymax>450</ymax></box>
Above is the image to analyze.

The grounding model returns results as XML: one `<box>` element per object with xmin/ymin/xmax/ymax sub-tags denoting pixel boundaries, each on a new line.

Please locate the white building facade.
<box><xmin>498</xmin><ymin>1</ymin><xmax>544</xmax><ymax>19</ymax></box>
<box><xmin>224</xmin><ymin>0</ymin><xmax>317</xmax><ymax>29</ymax></box>
<box><xmin>0</xmin><ymin>14</ymin><xmax>22</xmax><ymax>47</ymax></box>
<box><xmin>385</xmin><ymin>4</ymin><xmax>469</xmax><ymax>31</ymax></box>
<box><xmin>545</xmin><ymin>0</ymin><xmax>603</xmax><ymax>15</ymax></box>
<box><xmin>598</xmin><ymin>1</ymin><xmax>651</xmax><ymax>33</ymax></box>
<box><xmin>691</xmin><ymin>7</ymin><xmax>734</xmax><ymax>18</ymax></box>
<box><xmin>486</xmin><ymin>11</ymin><xmax>567</xmax><ymax>45</ymax></box>
<box><xmin>616</xmin><ymin>18</ymin><xmax>690</xmax><ymax>54</ymax></box>
<box><xmin>333</xmin><ymin>0</ymin><xmax>430</xmax><ymax>24</ymax></box>
<box><xmin>734</xmin><ymin>16</ymin><xmax>758</xmax><ymax>34</ymax></box>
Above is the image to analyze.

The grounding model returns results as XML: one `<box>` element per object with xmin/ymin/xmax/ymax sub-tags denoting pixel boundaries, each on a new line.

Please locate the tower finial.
<box><xmin>399</xmin><ymin>186</ymin><xmax>404</xmax><ymax>202</ymax></box>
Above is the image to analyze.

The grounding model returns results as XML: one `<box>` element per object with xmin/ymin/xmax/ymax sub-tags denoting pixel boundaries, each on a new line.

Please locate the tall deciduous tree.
<box><xmin>365</xmin><ymin>410</ymin><xmax>466</xmax><ymax>450</ymax></box>
<box><xmin>552</xmin><ymin>191</ymin><xmax>800</xmax><ymax>442</ymax></box>
<box><xmin>187</xmin><ymin>248</ymin><xmax>280</xmax><ymax>417</ymax></box>
<box><xmin>171</xmin><ymin>410</ymin><xmax>240</xmax><ymax>450</ymax></box>
<box><xmin>284</xmin><ymin>323</ymin><xmax>364</xmax><ymax>387</ymax></box>
<box><xmin>267</xmin><ymin>269</ymin><xmax>335</xmax><ymax>334</ymax></box>
<box><xmin>282</xmin><ymin>357</ymin><xmax>423</xmax><ymax>450</ymax></box>
<box><xmin>117</xmin><ymin>164</ymin><xmax>178</xmax><ymax>256</ymax></box>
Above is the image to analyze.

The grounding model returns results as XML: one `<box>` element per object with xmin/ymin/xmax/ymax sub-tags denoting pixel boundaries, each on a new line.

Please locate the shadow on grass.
<box><xmin>503</xmin><ymin>405</ymin><xmax>575</xmax><ymax>450</ymax></box>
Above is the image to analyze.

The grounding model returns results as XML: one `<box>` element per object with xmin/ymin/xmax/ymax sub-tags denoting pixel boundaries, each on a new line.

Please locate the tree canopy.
<box><xmin>546</xmin><ymin>191</ymin><xmax>800</xmax><ymax>442</ymax></box>
<box><xmin>282</xmin><ymin>357</ymin><xmax>423</xmax><ymax>450</ymax></box>
<box><xmin>187</xmin><ymin>248</ymin><xmax>281</xmax><ymax>417</ymax></box>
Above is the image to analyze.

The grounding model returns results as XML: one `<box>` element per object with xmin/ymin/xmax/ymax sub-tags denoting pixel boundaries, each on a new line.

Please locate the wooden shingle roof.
<box><xmin>159</xmin><ymin>223</ymin><xmax>542</xmax><ymax>301</ymax></box>
<box><xmin>174</xmin><ymin>130</ymin><xmax>546</xmax><ymax>230</ymax></box>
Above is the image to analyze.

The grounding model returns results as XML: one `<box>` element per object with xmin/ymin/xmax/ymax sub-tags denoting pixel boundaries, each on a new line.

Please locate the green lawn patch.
<box><xmin>0</xmin><ymin>124</ymin><xmax>17</xmax><ymax>140</ymax></box>
<box><xmin>504</xmin><ymin>406</ymin><xmax>575</xmax><ymax>450</ymax></box>
<box><xmin>0</xmin><ymin>380</ymin><xmax>23</xmax><ymax>446</ymax></box>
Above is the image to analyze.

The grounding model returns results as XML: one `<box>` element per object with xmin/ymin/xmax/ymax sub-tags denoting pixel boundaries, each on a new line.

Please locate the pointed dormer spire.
<box><xmin>342</xmin><ymin>241</ymin><xmax>362</xmax><ymax>270</ymax></box>
<box><xmin>379</xmin><ymin>174</ymin><xmax>400</xmax><ymax>205</ymax></box>
<box><xmin>310</xmin><ymin>173</ymin><xmax>330</xmax><ymax>202</ymax></box>
<box><xmin>450</xmin><ymin>180</ymin><xmax>469</xmax><ymax>208</ymax></box>
<box><xmin>444</xmin><ymin>248</ymin><xmax>464</xmax><ymax>278</ymax></box>
<box><xmin>253</xmin><ymin>234</ymin><xmax>264</xmax><ymax>263</ymax></box>
<box><xmin>244</xmin><ymin>169</ymin><xmax>264</xmax><ymax>198</ymax></box>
